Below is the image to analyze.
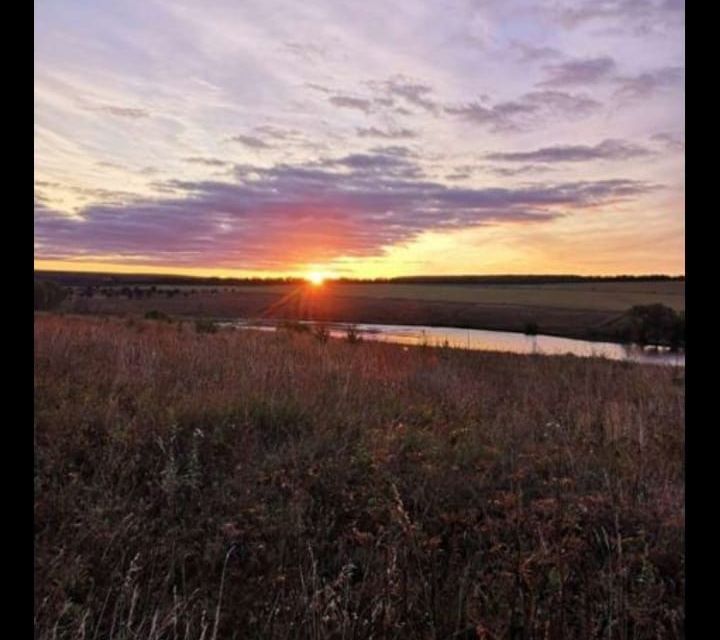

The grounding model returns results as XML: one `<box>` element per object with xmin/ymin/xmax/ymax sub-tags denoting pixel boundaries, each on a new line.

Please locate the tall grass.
<box><xmin>35</xmin><ymin>314</ymin><xmax>684</xmax><ymax>639</ymax></box>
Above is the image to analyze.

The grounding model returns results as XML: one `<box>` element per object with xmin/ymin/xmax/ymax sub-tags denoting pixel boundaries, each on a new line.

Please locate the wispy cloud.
<box><xmin>538</xmin><ymin>57</ymin><xmax>616</xmax><ymax>87</ymax></box>
<box><xmin>88</xmin><ymin>105</ymin><xmax>150</xmax><ymax>118</ymax></box>
<box><xmin>183</xmin><ymin>157</ymin><xmax>229</xmax><ymax>166</ymax></box>
<box><xmin>614</xmin><ymin>66</ymin><xmax>683</xmax><ymax>100</ymax></box>
<box><xmin>487</xmin><ymin>139</ymin><xmax>652</xmax><ymax>163</ymax></box>
<box><xmin>369</xmin><ymin>76</ymin><xmax>437</xmax><ymax>113</ymax></box>
<box><xmin>550</xmin><ymin>0</ymin><xmax>684</xmax><ymax>28</ymax></box>
<box><xmin>651</xmin><ymin>131</ymin><xmax>684</xmax><ymax>152</ymax></box>
<box><xmin>356</xmin><ymin>126</ymin><xmax>417</xmax><ymax>139</ymax></box>
<box><xmin>229</xmin><ymin>134</ymin><xmax>271</xmax><ymax>149</ymax></box>
<box><xmin>329</xmin><ymin>95</ymin><xmax>374</xmax><ymax>113</ymax></box>
<box><xmin>445</xmin><ymin>90</ymin><xmax>601</xmax><ymax>132</ymax></box>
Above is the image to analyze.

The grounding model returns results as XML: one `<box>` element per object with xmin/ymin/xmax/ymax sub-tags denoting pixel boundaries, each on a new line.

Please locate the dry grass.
<box><xmin>34</xmin><ymin>314</ymin><xmax>684</xmax><ymax>639</ymax></box>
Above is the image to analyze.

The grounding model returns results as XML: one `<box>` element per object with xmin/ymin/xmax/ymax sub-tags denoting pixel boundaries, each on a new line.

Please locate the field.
<box><xmin>35</xmin><ymin>314</ymin><xmax>685</xmax><ymax>639</ymax></box>
<box><xmin>61</xmin><ymin>279</ymin><xmax>685</xmax><ymax>343</ymax></box>
<box><xmin>225</xmin><ymin>281</ymin><xmax>685</xmax><ymax>312</ymax></box>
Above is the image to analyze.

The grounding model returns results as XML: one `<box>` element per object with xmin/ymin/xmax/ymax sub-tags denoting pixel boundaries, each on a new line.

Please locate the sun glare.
<box><xmin>307</xmin><ymin>272</ymin><xmax>325</xmax><ymax>286</ymax></box>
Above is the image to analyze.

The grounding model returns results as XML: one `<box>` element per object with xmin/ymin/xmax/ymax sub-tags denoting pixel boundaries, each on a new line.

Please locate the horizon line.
<box><xmin>34</xmin><ymin>268</ymin><xmax>686</xmax><ymax>281</ymax></box>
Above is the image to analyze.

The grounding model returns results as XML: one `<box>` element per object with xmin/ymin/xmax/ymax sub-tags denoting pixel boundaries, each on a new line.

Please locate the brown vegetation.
<box><xmin>35</xmin><ymin>314</ymin><xmax>684</xmax><ymax>639</ymax></box>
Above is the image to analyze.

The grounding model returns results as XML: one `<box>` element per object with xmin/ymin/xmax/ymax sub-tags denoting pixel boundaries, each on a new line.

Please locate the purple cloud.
<box><xmin>651</xmin><ymin>131</ymin><xmax>684</xmax><ymax>152</ymax></box>
<box><xmin>328</xmin><ymin>96</ymin><xmax>374</xmax><ymax>113</ymax></box>
<box><xmin>539</xmin><ymin>57</ymin><xmax>616</xmax><ymax>87</ymax></box>
<box><xmin>369</xmin><ymin>76</ymin><xmax>437</xmax><ymax>112</ymax></box>
<box><xmin>229</xmin><ymin>135</ymin><xmax>271</xmax><ymax>149</ymax></box>
<box><xmin>445</xmin><ymin>90</ymin><xmax>601</xmax><ymax>132</ymax></box>
<box><xmin>487</xmin><ymin>139</ymin><xmax>652</xmax><ymax>163</ymax></box>
<box><xmin>356</xmin><ymin>126</ymin><xmax>417</xmax><ymax>139</ymax></box>
<box><xmin>35</xmin><ymin>152</ymin><xmax>657</xmax><ymax>269</ymax></box>
<box><xmin>614</xmin><ymin>66</ymin><xmax>683</xmax><ymax>100</ymax></box>
<box><xmin>183</xmin><ymin>157</ymin><xmax>229</xmax><ymax>167</ymax></box>
<box><xmin>89</xmin><ymin>105</ymin><xmax>150</xmax><ymax>118</ymax></box>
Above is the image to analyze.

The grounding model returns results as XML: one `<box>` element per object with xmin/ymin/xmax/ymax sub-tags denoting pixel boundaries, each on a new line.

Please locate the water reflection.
<box><xmin>222</xmin><ymin>320</ymin><xmax>684</xmax><ymax>367</ymax></box>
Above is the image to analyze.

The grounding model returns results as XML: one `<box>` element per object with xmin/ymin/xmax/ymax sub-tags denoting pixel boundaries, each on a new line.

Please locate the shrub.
<box><xmin>313</xmin><ymin>323</ymin><xmax>330</xmax><ymax>342</ymax></box>
<box><xmin>34</xmin><ymin>279</ymin><xmax>67</xmax><ymax>310</ymax></box>
<box><xmin>144</xmin><ymin>310</ymin><xmax>171</xmax><ymax>322</ymax></box>
<box><xmin>617</xmin><ymin>304</ymin><xmax>684</xmax><ymax>348</ymax></box>
<box><xmin>345</xmin><ymin>324</ymin><xmax>362</xmax><ymax>344</ymax></box>
<box><xmin>194</xmin><ymin>319</ymin><xmax>218</xmax><ymax>334</ymax></box>
<box><xmin>280</xmin><ymin>320</ymin><xmax>311</xmax><ymax>334</ymax></box>
<box><xmin>524</xmin><ymin>321</ymin><xmax>539</xmax><ymax>336</ymax></box>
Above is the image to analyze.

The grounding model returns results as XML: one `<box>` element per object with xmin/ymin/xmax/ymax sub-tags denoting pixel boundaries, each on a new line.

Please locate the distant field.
<box><xmin>224</xmin><ymin>281</ymin><xmax>686</xmax><ymax>312</ymax></box>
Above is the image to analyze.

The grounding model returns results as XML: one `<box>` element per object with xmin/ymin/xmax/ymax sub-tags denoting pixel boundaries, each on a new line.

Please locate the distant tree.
<box><xmin>619</xmin><ymin>304</ymin><xmax>684</xmax><ymax>348</ymax></box>
<box><xmin>670</xmin><ymin>311</ymin><xmax>685</xmax><ymax>350</ymax></box>
<box><xmin>523</xmin><ymin>322</ymin><xmax>539</xmax><ymax>336</ymax></box>
<box><xmin>34</xmin><ymin>280</ymin><xmax>67</xmax><ymax>310</ymax></box>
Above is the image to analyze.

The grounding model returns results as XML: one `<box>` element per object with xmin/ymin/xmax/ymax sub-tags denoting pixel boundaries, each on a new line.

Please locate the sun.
<box><xmin>307</xmin><ymin>271</ymin><xmax>326</xmax><ymax>286</ymax></box>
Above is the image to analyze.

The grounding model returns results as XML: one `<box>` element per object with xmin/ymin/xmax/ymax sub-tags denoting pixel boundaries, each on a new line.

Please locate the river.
<box><xmin>221</xmin><ymin>319</ymin><xmax>685</xmax><ymax>367</ymax></box>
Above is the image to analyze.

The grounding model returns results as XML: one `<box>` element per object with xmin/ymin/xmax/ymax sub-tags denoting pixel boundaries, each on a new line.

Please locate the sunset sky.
<box><xmin>35</xmin><ymin>0</ymin><xmax>684</xmax><ymax>278</ymax></box>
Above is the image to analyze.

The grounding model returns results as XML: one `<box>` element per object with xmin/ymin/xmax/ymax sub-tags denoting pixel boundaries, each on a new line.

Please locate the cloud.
<box><xmin>324</xmin><ymin>151</ymin><xmax>422</xmax><ymax>178</ymax></box>
<box><xmin>90</xmin><ymin>105</ymin><xmax>150</xmax><ymax>118</ymax></box>
<box><xmin>35</xmin><ymin>181</ymin><xmax>140</xmax><ymax>206</ymax></box>
<box><xmin>356</xmin><ymin>126</ymin><xmax>417</xmax><ymax>139</ymax></box>
<box><xmin>254</xmin><ymin>125</ymin><xmax>303</xmax><ymax>141</ymax></box>
<box><xmin>485</xmin><ymin>165</ymin><xmax>557</xmax><ymax>177</ymax></box>
<box><xmin>551</xmin><ymin>0</ymin><xmax>684</xmax><ymax>27</ymax></box>
<box><xmin>229</xmin><ymin>134</ymin><xmax>271</xmax><ymax>149</ymax></box>
<box><xmin>328</xmin><ymin>95</ymin><xmax>374</xmax><ymax>113</ymax></box>
<box><xmin>522</xmin><ymin>91</ymin><xmax>601</xmax><ymax>115</ymax></box>
<box><xmin>614</xmin><ymin>66</ymin><xmax>683</xmax><ymax>100</ymax></box>
<box><xmin>367</xmin><ymin>145</ymin><xmax>415</xmax><ymax>157</ymax></box>
<box><xmin>283</xmin><ymin>41</ymin><xmax>327</xmax><ymax>61</ymax></box>
<box><xmin>512</xmin><ymin>43</ymin><xmax>563</xmax><ymax>63</ymax></box>
<box><xmin>35</xmin><ymin>152</ymin><xmax>657</xmax><ymax>269</ymax></box>
<box><xmin>538</xmin><ymin>57</ymin><xmax>616</xmax><ymax>87</ymax></box>
<box><xmin>487</xmin><ymin>139</ymin><xmax>652</xmax><ymax>163</ymax></box>
<box><xmin>369</xmin><ymin>76</ymin><xmax>437</xmax><ymax>112</ymax></box>
<box><xmin>445</xmin><ymin>171</ymin><xmax>471</xmax><ymax>181</ymax></box>
<box><xmin>445</xmin><ymin>90</ymin><xmax>601</xmax><ymax>131</ymax></box>
<box><xmin>183</xmin><ymin>157</ymin><xmax>229</xmax><ymax>167</ymax></box>
<box><xmin>444</xmin><ymin>100</ymin><xmax>537</xmax><ymax>132</ymax></box>
<box><xmin>651</xmin><ymin>131</ymin><xmax>684</xmax><ymax>152</ymax></box>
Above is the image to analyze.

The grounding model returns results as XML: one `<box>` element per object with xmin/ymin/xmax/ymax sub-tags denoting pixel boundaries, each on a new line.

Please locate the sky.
<box><xmin>34</xmin><ymin>0</ymin><xmax>684</xmax><ymax>278</ymax></box>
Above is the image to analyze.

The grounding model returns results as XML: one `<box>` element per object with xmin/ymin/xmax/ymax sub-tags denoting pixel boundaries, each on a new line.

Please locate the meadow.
<box><xmin>225</xmin><ymin>281</ymin><xmax>685</xmax><ymax>312</ymax></box>
<box><xmin>34</xmin><ymin>314</ymin><xmax>684</xmax><ymax>639</ymax></box>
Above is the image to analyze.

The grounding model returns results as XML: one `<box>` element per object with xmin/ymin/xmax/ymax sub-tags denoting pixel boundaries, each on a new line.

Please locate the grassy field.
<box><xmin>35</xmin><ymin>314</ymin><xmax>684</xmax><ymax>639</ymax></box>
<box><xmin>223</xmin><ymin>281</ymin><xmax>685</xmax><ymax>312</ymax></box>
<box><xmin>62</xmin><ymin>280</ymin><xmax>685</xmax><ymax>344</ymax></box>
